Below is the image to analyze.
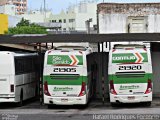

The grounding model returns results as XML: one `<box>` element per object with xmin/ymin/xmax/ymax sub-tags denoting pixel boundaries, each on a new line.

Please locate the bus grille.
<box><xmin>50</xmin><ymin>74</ymin><xmax>80</xmax><ymax>80</ymax></box>
<box><xmin>115</xmin><ymin>71</ymin><xmax>145</xmax><ymax>78</ymax></box>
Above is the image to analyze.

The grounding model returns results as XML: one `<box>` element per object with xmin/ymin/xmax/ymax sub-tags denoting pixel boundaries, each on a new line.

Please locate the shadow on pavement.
<box><xmin>0</xmin><ymin>97</ymin><xmax>39</xmax><ymax>109</ymax></box>
<box><xmin>1</xmin><ymin>98</ymin><xmax>160</xmax><ymax>109</ymax></box>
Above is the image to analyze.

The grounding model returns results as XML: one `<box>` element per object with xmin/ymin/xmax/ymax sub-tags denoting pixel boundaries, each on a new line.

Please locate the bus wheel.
<box><xmin>145</xmin><ymin>102</ymin><xmax>151</xmax><ymax>107</ymax></box>
<box><xmin>17</xmin><ymin>91</ymin><xmax>23</xmax><ymax>107</ymax></box>
<box><xmin>111</xmin><ymin>103</ymin><xmax>117</xmax><ymax>107</ymax></box>
<box><xmin>48</xmin><ymin>105</ymin><xmax>52</xmax><ymax>109</ymax></box>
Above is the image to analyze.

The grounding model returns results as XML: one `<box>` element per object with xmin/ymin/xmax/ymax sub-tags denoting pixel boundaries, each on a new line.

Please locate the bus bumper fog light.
<box><xmin>49</xmin><ymin>101</ymin><xmax>53</xmax><ymax>104</ymax></box>
<box><xmin>144</xmin><ymin>96</ymin><xmax>148</xmax><ymax>97</ymax></box>
<box><xmin>77</xmin><ymin>98</ymin><xmax>82</xmax><ymax>100</ymax></box>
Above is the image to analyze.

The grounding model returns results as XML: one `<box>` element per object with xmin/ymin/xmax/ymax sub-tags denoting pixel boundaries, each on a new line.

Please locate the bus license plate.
<box><xmin>128</xmin><ymin>96</ymin><xmax>135</xmax><ymax>100</ymax></box>
<box><xmin>61</xmin><ymin>98</ymin><xmax>68</xmax><ymax>102</ymax></box>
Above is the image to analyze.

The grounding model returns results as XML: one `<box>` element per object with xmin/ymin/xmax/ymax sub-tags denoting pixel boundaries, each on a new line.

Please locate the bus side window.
<box><xmin>15</xmin><ymin>58</ymin><xmax>24</xmax><ymax>75</ymax></box>
<box><xmin>15</xmin><ymin>56</ymin><xmax>36</xmax><ymax>75</ymax></box>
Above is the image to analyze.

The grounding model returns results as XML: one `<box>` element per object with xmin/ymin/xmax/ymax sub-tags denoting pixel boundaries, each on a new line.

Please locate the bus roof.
<box><xmin>113</xmin><ymin>44</ymin><xmax>146</xmax><ymax>49</ymax></box>
<box><xmin>0</xmin><ymin>51</ymin><xmax>37</xmax><ymax>57</ymax></box>
<box><xmin>55</xmin><ymin>46</ymin><xmax>88</xmax><ymax>51</ymax></box>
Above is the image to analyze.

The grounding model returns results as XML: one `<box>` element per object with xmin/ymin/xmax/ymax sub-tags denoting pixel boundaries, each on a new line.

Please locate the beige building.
<box><xmin>98</xmin><ymin>3</ymin><xmax>160</xmax><ymax>51</ymax></box>
<box><xmin>0</xmin><ymin>0</ymin><xmax>27</xmax><ymax>14</ymax></box>
<box><xmin>47</xmin><ymin>1</ymin><xmax>97</xmax><ymax>33</ymax></box>
<box><xmin>18</xmin><ymin>10</ymin><xmax>52</xmax><ymax>23</ymax></box>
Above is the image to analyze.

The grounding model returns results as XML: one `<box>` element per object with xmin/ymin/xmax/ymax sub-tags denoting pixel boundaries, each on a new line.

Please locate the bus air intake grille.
<box><xmin>50</xmin><ymin>74</ymin><xmax>80</xmax><ymax>80</ymax></box>
<box><xmin>115</xmin><ymin>71</ymin><xmax>145</xmax><ymax>78</ymax></box>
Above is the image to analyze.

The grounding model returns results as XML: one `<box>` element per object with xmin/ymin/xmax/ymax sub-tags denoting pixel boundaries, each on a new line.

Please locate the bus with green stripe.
<box><xmin>109</xmin><ymin>44</ymin><xmax>153</xmax><ymax>106</ymax></box>
<box><xmin>43</xmin><ymin>46</ymin><xmax>95</xmax><ymax>106</ymax></box>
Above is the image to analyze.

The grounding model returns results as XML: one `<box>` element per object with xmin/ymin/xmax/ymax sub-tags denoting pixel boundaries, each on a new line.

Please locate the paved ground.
<box><xmin>1</xmin><ymin>98</ymin><xmax>160</xmax><ymax>120</ymax></box>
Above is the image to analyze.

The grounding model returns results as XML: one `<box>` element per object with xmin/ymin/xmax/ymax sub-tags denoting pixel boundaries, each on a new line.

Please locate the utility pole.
<box><xmin>85</xmin><ymin>18</ymin><xmax>92</xmax><ymax>34</ymax></box>
<box><xmin>44</xmin><ymin>0</ymin><xmax>46</xmax><ymax>22</ymax></box>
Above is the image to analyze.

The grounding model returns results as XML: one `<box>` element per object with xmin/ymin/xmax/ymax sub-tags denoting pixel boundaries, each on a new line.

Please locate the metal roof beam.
<box><xmin>0</xmin><ymin>33</ymin><xmax>160</xmax><ymax>43</ymax></box>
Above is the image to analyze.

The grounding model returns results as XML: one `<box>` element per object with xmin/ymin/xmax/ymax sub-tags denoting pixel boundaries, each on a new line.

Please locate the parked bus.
<box><xmin>109</xmin><ymin>44</ymin><xmax>153</xmax><ymax>106</ymax></box>
<box><xmin>43</xmin><ymin>46</ymin><xmax>95</xmax><ymax>106</ymax></box>
<box><xmin>0</xmin><ymin>52</ymin><xmax>39</xmax><ymax>106</ymax></box>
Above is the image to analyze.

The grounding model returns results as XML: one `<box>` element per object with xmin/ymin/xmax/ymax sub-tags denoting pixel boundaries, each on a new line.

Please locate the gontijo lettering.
<box><xmin>113</xmin><ymin>56</ymin><xmax>136</xmax><ymax>61</ymax></box>
<box><xmin>112</xmin><ymin>53</ymin><xmax>148</xmax><ymax>63</ymax></box>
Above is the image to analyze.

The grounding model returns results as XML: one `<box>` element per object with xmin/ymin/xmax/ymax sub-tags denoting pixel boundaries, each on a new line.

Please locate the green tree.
<box><xmin>6</xmin><ymin>18</ymin><xmax>48</xmax><ymax>34</ymax></box>
<box><xmin>16</xmin><ymin>18</ymin><xmax>30</xmax><ymax>27</ymax></box>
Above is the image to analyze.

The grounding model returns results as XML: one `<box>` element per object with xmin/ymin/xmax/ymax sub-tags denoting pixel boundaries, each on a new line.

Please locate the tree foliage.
<box><xmin>6</xmin><ymin>18</ymin><xmax>48</xmax><ymax>34</ymax></box>
<box><xmin>16</xmin><ymin>18</ymin><xmax>30</xmax><ymax>27</ymax></box>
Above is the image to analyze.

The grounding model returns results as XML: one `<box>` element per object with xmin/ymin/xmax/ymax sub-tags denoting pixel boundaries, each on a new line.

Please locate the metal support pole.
<box><xmin>98</xmin><ymin>42</ymin><xmax>100</xmax><ymax>52</ymax></box>
<box><xmin>46</xmin><ymin>43</ymin><xmax>48</xmax><ymax>49</ymax></box>
<box><xmin>101</xmin><ymin>42</ymin><xmax>105</xmax><ymax>104</ymax></box>
<box><xmin>51</xmin><ymin>43</ymin><xmax>54</xmax><ymax>49</ymax></box>
<box><xmin>38</xmin><ymin>43</ymin><xmax>43</xmax><ymax>105</ymax></box>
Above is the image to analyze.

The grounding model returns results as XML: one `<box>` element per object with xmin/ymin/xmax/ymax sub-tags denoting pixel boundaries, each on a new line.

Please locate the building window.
<box><xmin>63</xmin><ymin>28</ymin><xmax>66</xmax><ymax>31</ymax></box>
<box><xmin>52</xmin><ymin>20</ymin><xmax>56</xmax><ymax>23</ymax></box>
<box><xmin>69</xmin><ymin>19</ymin><xmax>75</xmax><ymax>23</ymax></box>
<box><xmin>63</xmin><ymin>19</ymin><xmax>66</xmax><ymax>23</ymax></box>
<box><xmin>59</xmin><ymin>19</ymin><xmax>62</xmax><ymax>23</ymax></box>
<box><xmin>11</xmin><ymin>7</ymin><xmax>15</xmax><ymax>10</ymax></box>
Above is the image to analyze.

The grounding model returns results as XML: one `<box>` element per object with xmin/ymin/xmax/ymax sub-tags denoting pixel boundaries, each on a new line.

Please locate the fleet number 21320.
<box><xmin>119</xmin><ymin>65</ymin><xmax>142</xmax><ymax>70</ymax></box>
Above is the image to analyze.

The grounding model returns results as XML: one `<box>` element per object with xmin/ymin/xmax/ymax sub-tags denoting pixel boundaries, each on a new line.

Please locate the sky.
<box><xmin>28</xmin><ymin>0</ymin><xmax>160</xmax><ymax>14</ymax></box>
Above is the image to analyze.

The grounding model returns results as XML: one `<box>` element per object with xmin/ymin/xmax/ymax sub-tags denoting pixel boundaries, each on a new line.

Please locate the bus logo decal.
<box><xmin>112</xmin><ymin>53</ymin><xmax>148</xmax><ymax>63</ymax></box>
<box><xmin>47</xmin><ymin>55</ymin><xmax>83</xmax><ymax>65</ymax></box>
<box><xmin>134</xmin><ymin>53</ymin><xmax>144</xmax><ymax>63</ymax></box>
<box><xmin>70</xmin><ymin>55</ymin><xmax>79</xmax><ymax>66</ymax></box>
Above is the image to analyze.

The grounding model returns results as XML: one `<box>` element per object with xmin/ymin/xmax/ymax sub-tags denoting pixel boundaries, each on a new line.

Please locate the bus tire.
<box><xmin>145</xmin><ymin>102</ymin><xmax>151</xmax><ymax>107</ymax></box>
<box><xmin>48</xmin><ymin>105</ymin><xmax>52</xmax><ymax>109</ymax></box>
<box><xmin>17</xmin><ymin>90</ymin><xmax>23</xmax><ymax>107</ymax></box>
<box><xmin>111</xmin><ymin>103</ymin><xmax>117</xmax><ymax>107</ymax></box>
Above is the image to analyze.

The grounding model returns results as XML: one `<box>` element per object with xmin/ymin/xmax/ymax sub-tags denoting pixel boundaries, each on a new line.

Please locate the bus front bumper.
<box><xmin>44</xmin><ymin>95</ymin><xmax>87</xmax><ymax>105</ymax></box>
<box><xmin>110</xmin><ymin>93</ymin><xmax>152</xmax><ymax>103</ymax></box>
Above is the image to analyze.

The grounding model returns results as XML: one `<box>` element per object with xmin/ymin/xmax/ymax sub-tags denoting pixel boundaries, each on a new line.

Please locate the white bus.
<box><xmin>43</xmin><ymin>46</ymin><xmax>95</xmax><ymax>106</ymax></box>
<box><xmin>0</xmin><ymin>52</ymin><xmax>39</xmax><ymax>106</ymax></box>
<box><xmin>109</xmin><ymin>44</ymin><xmax>153</xmax><ymax>106</ymax></box>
